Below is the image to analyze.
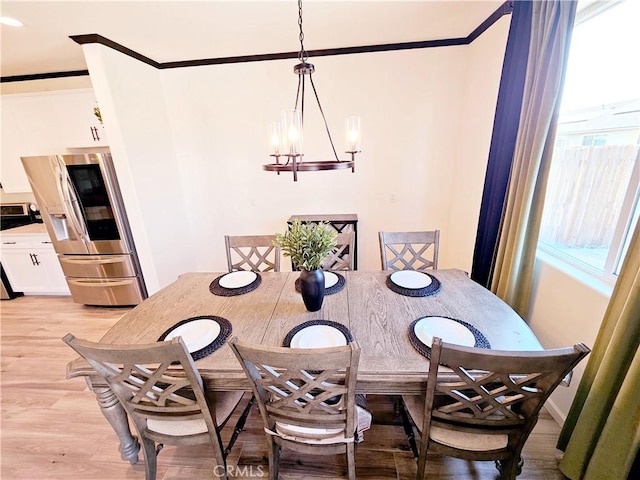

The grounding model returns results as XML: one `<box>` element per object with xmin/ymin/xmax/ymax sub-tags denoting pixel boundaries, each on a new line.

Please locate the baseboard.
<box><xmin>545</xmin><ymin>398</ymin><xmax>566</xmax><ymax>426</ymax></box>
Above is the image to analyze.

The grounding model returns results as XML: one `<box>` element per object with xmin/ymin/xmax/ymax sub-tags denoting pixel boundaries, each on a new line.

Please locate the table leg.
<box><xmin>90</xmin><ymin>381</ymin><xmax>140</xmax><ymax>464</ymax></box>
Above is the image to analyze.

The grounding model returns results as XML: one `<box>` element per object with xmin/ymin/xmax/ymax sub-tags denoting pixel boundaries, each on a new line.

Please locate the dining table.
<box><xmin>66</xmin><ymin>268</ymin><xmax>542</xmax><ymax>464</ymax></box>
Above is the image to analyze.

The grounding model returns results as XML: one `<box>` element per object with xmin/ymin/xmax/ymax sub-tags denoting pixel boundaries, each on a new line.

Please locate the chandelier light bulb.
<box><xmin>269</xmin><ymin>122</ymin><xmax>282</xmax><ymax>155</ymax></box>
<box><xmin>345</xmin><ymin>116</ymin><xmax>361</xmax><ymax>152</ymax></box>
<box><xmin>282</xmin><ymin>109</ymin><xmax>302</xmax><ymax>156</ymax></box>
<box><xmin>288</xmin><ymin>125</ymin><xmax>298</xmax><ymax>142</ymax></box>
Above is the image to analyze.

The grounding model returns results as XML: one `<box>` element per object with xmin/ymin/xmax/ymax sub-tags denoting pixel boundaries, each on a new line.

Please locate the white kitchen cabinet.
<box><xmin>1</xmin><ymin>231</ymin><xmax>70</xmax><ymax>295</ymax></box>
<box><xmin>0</xmin><ymin>89</ymin><xmax>108</xmax><ymax>193</ymax></box>
<box><xmin>52</xmin><ymin>90</ymin><xmax>108</xmax><ymax>148</ymax></box>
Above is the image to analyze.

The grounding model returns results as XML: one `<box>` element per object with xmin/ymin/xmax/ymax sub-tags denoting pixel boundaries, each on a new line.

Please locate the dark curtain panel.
<box><xmin>470</xmin><ymin>0</ymin><xmax>532</xmax><ymax>288</ymax></box>
<box><xmin>630</xmin><ymin>451</ymin><xmax>640</xmax><ymax>480</ymax></box>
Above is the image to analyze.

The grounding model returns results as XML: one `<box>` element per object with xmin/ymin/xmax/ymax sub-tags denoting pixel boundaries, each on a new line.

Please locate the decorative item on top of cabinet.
<box><xmin>57</xmin><ymin>91</ymin><xmax>108</xmax><ymax>146</ymax></box>
<box><xmin>91</xmin><ymin>106</ymin><xmax>103</xmax><ymax>142</ymax></box>
<box><xmin>0</xmin><ymin>89</ymin><xmax>108</xmax><ymax>193</ymax></box>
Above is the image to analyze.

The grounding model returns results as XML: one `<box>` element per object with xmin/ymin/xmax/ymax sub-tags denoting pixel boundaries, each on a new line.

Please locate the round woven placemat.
<box><xmin>158</xmin><ymin>315</ymin><xmax>232</xmax><ymax>361</ymax></box>
<box><xmin>282</xmin><ymin>319</ymin><xmax>354</xmax><ymax>347</ymax></box>
<box><xmin>407</xmin><ymin>316</ymin><xmax>491</xmax><ymax>360</ymax></box>
<box><xmin>294</xmin><ymin>272</ymin><xmax>346</xmax><ymax>296</ymax></box>
<box><xmin>209</xmin><ymin>272</ymin><xmax>262</xmax><ymax>296</ymax></box>
<box><xmin>386</xmin><ymin>272</ymin><xmax>441</xmax><ymax>297</ymax></box>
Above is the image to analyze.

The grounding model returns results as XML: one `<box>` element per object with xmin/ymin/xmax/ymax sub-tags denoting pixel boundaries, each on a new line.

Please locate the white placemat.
<box><xmin>290</xmin><ymin>324</ymin><xmax>348</xmax><ymax>349</ymax></box>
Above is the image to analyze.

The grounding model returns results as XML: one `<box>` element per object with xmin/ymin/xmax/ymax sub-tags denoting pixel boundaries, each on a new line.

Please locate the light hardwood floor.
<box><xmin>0</xmin><ymin>295</ymin><xmax>568</xmax><ymax>479</ymax></box>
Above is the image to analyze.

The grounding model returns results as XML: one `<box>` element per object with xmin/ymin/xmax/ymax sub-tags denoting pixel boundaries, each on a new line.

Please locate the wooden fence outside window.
<box><xmin>540</xmin><ymin>144</ymin><xmax>639</xmax><ymax>248</ymax></box>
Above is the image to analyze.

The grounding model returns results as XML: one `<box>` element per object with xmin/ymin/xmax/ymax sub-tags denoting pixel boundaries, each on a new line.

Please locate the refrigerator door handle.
<box><xmin>68</xmin><ymin>278</ymin><xmax>134</xmax><ymax>288</ymax></box>
<box><xmin>55</xmin><ymin>157</ymin><xmax>90</xmax><ymax>246</ymax></box>
<box><xmin>66</xmin><ymin>175</ymin><xmax>90</xmax><ymax>240</ymax></box>
<box><xmin>62</xmin><ymin>257</ymin><xmax>122</xmax><ymax>265</ymax></box>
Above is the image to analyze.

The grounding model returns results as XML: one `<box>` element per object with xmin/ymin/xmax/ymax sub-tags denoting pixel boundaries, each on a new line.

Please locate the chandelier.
<box><xmin>262</xmin><ymin>0</ymin><xmax>361</xmax><ymax>181</ymax></box>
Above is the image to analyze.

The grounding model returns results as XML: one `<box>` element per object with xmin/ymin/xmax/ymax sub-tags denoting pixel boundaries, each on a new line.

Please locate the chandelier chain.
<box><xmin>297</xmin><ymin>0</ymin><xmax>308</xmax><ymax>63</ymax></box>
<box><xmin>262</xmin><ymin>0</ymin><xmax>358</xmax><ymax>180</ymax></box>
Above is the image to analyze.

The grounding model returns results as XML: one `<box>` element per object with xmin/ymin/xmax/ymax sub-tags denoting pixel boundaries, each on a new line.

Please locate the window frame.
<box><xmin>536</xmin><ymin>0</ymin><xmax>640</xmax><ymax>285</ymax></box>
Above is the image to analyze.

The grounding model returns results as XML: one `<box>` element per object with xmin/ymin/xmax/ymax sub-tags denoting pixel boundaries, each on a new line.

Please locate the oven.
<box><xmin>1</xmin><ymin>202</ymin><xmax>42</xmax><ymax>299</ymax></box>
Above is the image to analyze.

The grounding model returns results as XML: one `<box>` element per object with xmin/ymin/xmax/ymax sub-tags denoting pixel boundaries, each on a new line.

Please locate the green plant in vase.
<box><xmin>274</xmin><ymin>220</ymin><xmax>337</xmax><ymax>311</ymax></box>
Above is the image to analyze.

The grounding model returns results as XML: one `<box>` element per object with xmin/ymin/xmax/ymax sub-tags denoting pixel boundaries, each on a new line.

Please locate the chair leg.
<box><xmin>346</xmin><ymin>443</ymin><xmax>357</xmax><ymax>480</ymax></box>
<box><xmin>268</xmin><ymin>438</ymin><xmax>281</xmax><ymax>480</ymax></box>
<box><xmin>140</xmin><ymin>437</ymin><xmax>157</xmax><ymax>480</ymax></box>
<box><xmin>224</xmin><ymin>394</ymin><xmax>255</xmax><ymax>457</ymax></box>
<box><xmin>416</xmin><ymin>452</ymin><xmax>427</xmax><ymax>480</ymax></box>
<box><xmin>398</xmin><ymin>399</ymin><xmax>420</xmax><ymax>458</ymax></box>
<box><xmin>495</xmin><ymin>455</ymin><xmax>524</xmax><ymax>479</ymax></box>
<box><xmin>393</xmin><ymin>396</ymin><xmax>402</xmax><ymax>416</ymax></box>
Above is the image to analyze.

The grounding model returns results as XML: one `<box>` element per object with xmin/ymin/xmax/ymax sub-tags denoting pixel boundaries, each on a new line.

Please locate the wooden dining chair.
<box><xmin>321</xmin><ymin>231</ymin><xmax>355</xmax><ymax>271</ymax></box>
<box><xmin>379</xmin><ymin>230</ymin><xmax>440</xmax><ymax>271</ymax></box>
<box><xmin>224</xmin><ymin>234</ymin><xmax>281</xmax><ymax>272</ymax></box>
<box><xmin>228</xmin><ymin>337</ymin><xmax>361</xmax><ymax>480</ymax></box>
<box><xmin>63</xmin><ymin>334</ymin><xmax>245</xmax><ymax>480</ymax></box>
<box><xmin>402</xmin><ymin>338</ymin><xmax>590</xmax><ymax>480</ymax></box>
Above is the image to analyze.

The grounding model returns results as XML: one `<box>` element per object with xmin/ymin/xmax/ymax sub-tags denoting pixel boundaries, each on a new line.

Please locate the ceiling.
<box><xmin>1</xmin><ymin>1</ymin><xmax>505</xmax><ymax>79</ymax></box>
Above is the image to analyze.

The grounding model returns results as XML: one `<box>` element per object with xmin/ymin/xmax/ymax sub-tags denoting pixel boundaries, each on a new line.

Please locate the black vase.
<box><xmin>299</xmin><ymin>269</ymin><xmax>325</xmax><ymax>312</ymax></box>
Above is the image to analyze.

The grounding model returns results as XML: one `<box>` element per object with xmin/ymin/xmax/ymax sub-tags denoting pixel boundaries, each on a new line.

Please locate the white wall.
<box><xmin>448</xmin><ymin>15</ymin><xmax>511</xmax><ymax>270</ymax></box>
<box><xmin>0</xmin><ymin>189</ymin><xmax>35</xmax><ymax>204</ymax></box>
<box><xmin>528</xmin><ymin>253</ymin><xmax>610</xmax><ymax>424</ymax></box>
<box><xmin>162</xmin><ymin>48</ymin><xmax>463</xmax><ymax>273</ymax></box>
<box><xmin>82</xmin><ymin>24</ymin><xmax>510</xmax><ymax>291</ymax></box>
<box><xmin>83</xmin><ymin>43</ymin><xmax>197</xmax><ymax>294</ymax></box>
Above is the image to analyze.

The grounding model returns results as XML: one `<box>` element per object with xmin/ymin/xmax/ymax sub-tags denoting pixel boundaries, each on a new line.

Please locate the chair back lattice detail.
<box><xmin>229</xmin><ymin>338</ymin><xmax>360</xmax><ymax>479</ymax></box>
<box><xmin>434</xmin><ymin>367</ymin><xmax>556</xmax><ymax>427</ymax></box>
<box><xmin>407</xmin><ymin>338</ymin><xmax>590</xmax><ymax>480</ymax></box>
<box><xmin>321</xmin><ymin>232</ymin><xmax>355</xmax><ymax>271</ymax></box>
<box><xmin>64</xmin><ymin>335</ymin><xmax>208</xmax><ymax>420</ymax></box>
<box><xmin>379</xmin><ymin>230</ymin><xmax>440</xmax><ymax>271</ymax></box>
<box><xmin>258</xmin><ymin>364</ymin><xmax>349</xmax><ymax>424</ymax></box>
<box><xmin>101</xmin><ymin>360</ymin><xmax>201</xmax><ymax>416</ymax></box>
<box><xmin>63</xmin><ymin>334</ymin><xmax>241</xmax><ymax>480</ymax></box>
<box><xmin>225</xmin><ymin>234</ymin><xmax>281</xmax><ymax>272</ymax></box>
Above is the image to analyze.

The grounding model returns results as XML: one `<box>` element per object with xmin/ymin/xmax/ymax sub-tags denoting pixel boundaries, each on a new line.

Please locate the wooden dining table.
<box><xmin>66</xmin><ymin>269</ymin><xmax>542</xmax><ymax>463</ymax></box>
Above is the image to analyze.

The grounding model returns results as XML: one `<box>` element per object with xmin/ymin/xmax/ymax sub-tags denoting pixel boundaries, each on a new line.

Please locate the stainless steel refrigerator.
<box><xmin>21</xmin><ymin>153</ymin><xmax>147</xmax><ymax>306</ymax></box>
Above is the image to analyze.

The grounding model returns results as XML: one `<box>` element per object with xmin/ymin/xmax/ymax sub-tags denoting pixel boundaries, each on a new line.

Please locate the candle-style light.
<box><xmin>282</xmin><ymin>109</ymin><xmax>302</xmax><ymax>157</ymax></box>
<box><xmin>269</xmin><ymin>122</ymin><xmax>282</xmax><ymax>156</ymax></box>
<box><xmin>345</xmin><ymin>116</ymin><xmax>361</xmax><ymax>157</ymax></box>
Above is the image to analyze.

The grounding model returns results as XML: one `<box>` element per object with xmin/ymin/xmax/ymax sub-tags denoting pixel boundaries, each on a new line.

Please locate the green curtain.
<box><xmin>557</xmin><ymin>219</ymin><xmax>640</xmax><ymax>479</ymax></box>
<box><xmin>491</xmin><ymin>0</ymin><xmax>577</xmax><ymax>319</ymax></box>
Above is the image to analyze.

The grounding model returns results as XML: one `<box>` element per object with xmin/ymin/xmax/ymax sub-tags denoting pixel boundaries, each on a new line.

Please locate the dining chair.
<box><xmin>379</xmin><ymin>230</ymin><xmax>440</xmax><ymax>271</ymax></box>
<box><xmin>224</xmin><ymin>234</ymin><xmax>281</xmax><ymax>272</ymax></box>
<box><xmin>228</xmin><ymin>337</ymin><xmax>361</xmax><ymax>480</ymax></box>
<box><xmin>63</xmin><ymin>334</ymin><xmax>245</xmax><ymax>480</ymax></box>
<box><xmin>402</xmin><ymin>338</ymin><xmax>590</xmax><ymax>480</ymax></box>
<box><xmin>321</xmin><ymin>231</ymin><xmax>356</xmax><ymax>271</ymax></box>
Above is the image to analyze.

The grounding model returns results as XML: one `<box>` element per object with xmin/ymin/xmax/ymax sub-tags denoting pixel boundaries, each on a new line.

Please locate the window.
<box><xmin>581</xmin><ymin>134</ymin><xmax>607</xmax><ymax>146</ymax></box>
<box><xmin>538</xmin><ymin>0</ymin><xmax>640</xmax><ymax>282</ymax></box>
